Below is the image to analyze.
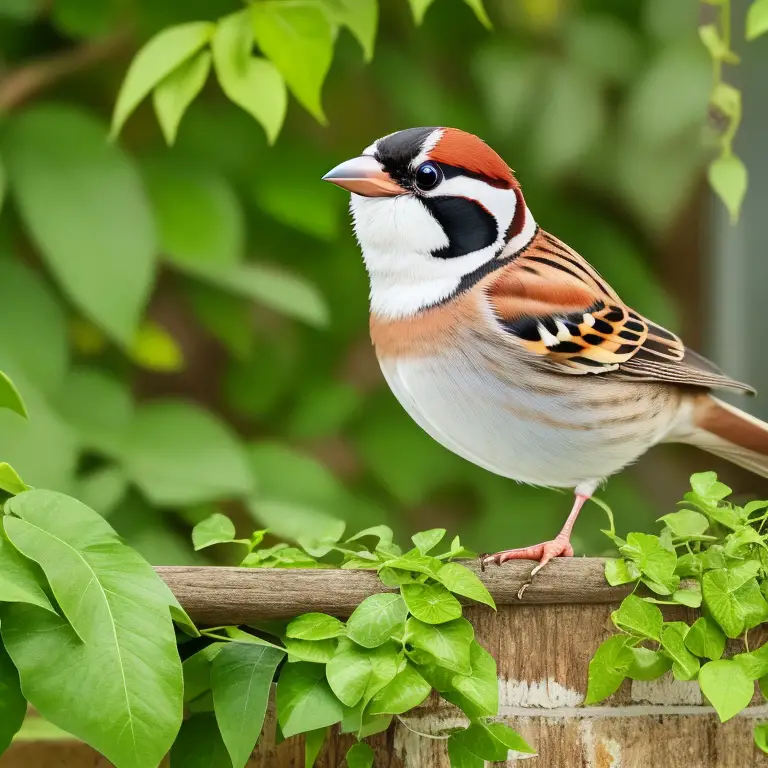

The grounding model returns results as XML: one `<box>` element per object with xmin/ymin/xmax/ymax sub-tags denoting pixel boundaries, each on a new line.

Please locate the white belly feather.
<box><xmin>378</xmin><ymin>352</ymin><xmax>678</xmax><ymax>489</ymax></box>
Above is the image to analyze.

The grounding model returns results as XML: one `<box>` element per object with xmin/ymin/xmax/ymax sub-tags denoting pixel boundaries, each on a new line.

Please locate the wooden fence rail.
<box><xmin>4</xmin><ymin>559</ymin><xmax>767</xmax><ymax>767</ymax></box>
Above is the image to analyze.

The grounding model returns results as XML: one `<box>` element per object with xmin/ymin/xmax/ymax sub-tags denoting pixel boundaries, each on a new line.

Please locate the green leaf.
<box><xmin>285</xmin><ymin>638</ymin><xmax>337</xmax><ymax>664</ymax></box>
<box><xmin>326</xmin><ymin>640</ymin><xmax>399</xmax><ymax>708</ymax></box>
<box><xmin>276</xmin><ymin>662</ymin><xmax>344</xmax><ymax>738</ymax></box>
<box><xmin>703</xmin><ymin>568</ymin><xmax>768</xmax><ymax>638</ymax></box>
<box><xmin>747</xmin><ymin>0</ymin><xmax>768</xmax><ymax>40</ymax></box>
<box><xmin>287</xmin><ymin>613</ymin><xmax>345</xmax><ymax>641</ymax></box>
<box><xmin>604</xmin><ymin>558</ymin><xmax>639</xmax><ymax>586</ymax></box>
<box><xmin>251</xmin><ymin>1</ymin><xmax>334</xmax><ymax>123</ymax></box>
<box><xmin>346</xmin><ymin>593</ymin><xmax>408</xmax><ymax>648</ymax></box>
<box><xmin>0</xmin><ymin>639</ymin><xmax>26</xmax><ymax>754</ymax></box>
<box><xmin>433</xmin><ymin>562</ymin><xmax>495</xmax><ymax>609</ymax></box>
<box><xmin>153</xmin><ymin>50</ymin><xmax>211</xmax><ymax>145</ymax></box>
<box><xmin>449</xmin><ymin>721</ymin><xmax>533</xmax><ymax>761</ymax></box>
<box><xmin>212</xmin><ymin>643</ymin><xmax>285</xmax><ymax>768</ymax></box>
<box><xmin>699</xmin><ymin>659</ymin><xmax>754</xmax><ymax>722</ymax></box>
<box><xmin>675</xmin><ymin>553</ymin><xmax>703</xmax><ymax>579</ymax></box>
<box><xmin>327</xmin><ymin>0</ymin><xmax>377</xmax><ymax>61</ymax></box>
<box><xmin>122</xmin><ymin>401</ymin><xmax>254</xmax><ymax>506</ymax></box>
<box><xmin>408</xmin><ymin>0</ymin><xmax>437</xmax><ymax>25</ymax></box>
<box><xmin>305</xmin><ymin>727</ymin><xmax>327</xmax><ymax>767</ymax></box>
<box><xmin>411</xmin><ymin>528</ymin><xmax>445</xmax><ymax>554</ymax></box>
<box><xmin>672</xmin><ymin>586</ymin><xmax>702</xmax><ymax>608</ymax></box>
<box><xmin>380</xmin><ymin>552</ymin><xmax>442</xmax><ymax>578</ymax></box>
<box><xmin>611</xmin><ymin>595</ymin><xmax>663</xmax><ymax>641</ymax></box>
<box><xmin>628</xmin><ymin>647</ymin><xmax>672</xmax><ymax>681</ymax></box>
<box><xmin>212</xmin><ymin>11</ymin><xmax>287</xmax><ymax>144</ymax></box>
<box><xmin>685</xmin><ymin>617</ymin><xmax>726</xmax><ymax>661</ymax></box>
<box><xmin>0</xmin><ymin>463</ymin><xmax>28</xmax><ymax>496</ymax></box>
<box><xmin>170</xmin><ymin>713</ymin><xmax>232</xmax><ymax>768</ymax></box>
<box><xmin>658</xmin><ymin>509</ymin><xmax>709</xmax><ymax>538</ymax></box>
<box><xmin>0</xmin><ymin>522</ymin><xmax>54</xmax><ymax>613</ymax></box>
<box><xmin>249</xmin><ymin>500</ymin><xmax>344</xmax><ymax>547</ymax></box>
<box><xmin>619</xmin><ymin>533</ymin><xmax>678</xmax><ymax>594</ymax></box>
<box><xmin>447</xmin><ymin>735</ymin><xmax>484</xmax><ymax>768</ymax></box>
<box><xmin>348</xmin><ymin>525</ymin><xmax>395</xmax><ymax>548</ymax></box>
<box><xmin>406</xmin><ymin>616</ymin><xmax>473</xmax><ymax>673</ymax></box>
<box><xmin>193</xmin><ymin>513</ymin><xmax>238</xmax><ymax>550</ymax></box>
<box><xmin>3</xmin><ymin>105</ymin><xmax>156</xmax><ymax>344</ymax></box>
<box><xmin>449</xmin><ymin>641</ymin><xmax>498</xmax><ymax>716</ymax></box>
<box><xmin>367</xmin><ymin>661</ymin><xmax>430</xmax><ymax>715</ymax></box>
<box><xmin>660</xmin><ymin>622</ymin><xmax>700</xmax><ymax>681</ymax></box>
<box><xmin>183</xmin><ymin>644</ymin><xmax>225</xmax><ymax>704</ymax></box>
<box><xmin>708</xmin><ymin>154</ymin><xmax>748</xmax><ymax>224</ymax></box>
<box><xmin>0</xmin><ymin>371</ymin><xmax>26</xmax><ymax>418</ymax></box>
<box><xmin>585</xmin><ymin>635</ymin><xmax>634</xmax><ymax>704</ymax></box>
<box><xmin>111</xmin><ymin>21</ymin><xmax>216</xmax><ymax>138</ymax></box>
<box><xmin>1</xmin><ymin>491</ymin><xmax>183</xmax><ymax>768</ymax></box>
<box><xmin>130</xmin><ymin>321</ymin><xmax>184</xmax><ymax>372</ymax></box>
<box><xmin>463</xmin><ymin>0</ymin><xmax>491</xmax><ymax>28</ymax></box>
<box><xmin>401</xmin><ymin>582</ymin><xmax>462</xmax><ymax>625</ymax></box>
<box><xmin>345</xmin><ymin>742</ymin><xmax>374</xmax><ymax>768</ymax></box>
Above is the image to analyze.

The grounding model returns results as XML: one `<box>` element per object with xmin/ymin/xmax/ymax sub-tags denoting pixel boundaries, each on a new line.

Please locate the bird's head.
<box><xmin>323</xmin><ymin>127</ymin><xmax>536</xmax><ymax>318</ymax></box>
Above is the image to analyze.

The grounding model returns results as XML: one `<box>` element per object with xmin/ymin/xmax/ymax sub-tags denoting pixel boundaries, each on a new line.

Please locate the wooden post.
<box><xmin>6</xmin><ymin>559</ymin><xmax>768</xmax><ymax>767</ymax></box>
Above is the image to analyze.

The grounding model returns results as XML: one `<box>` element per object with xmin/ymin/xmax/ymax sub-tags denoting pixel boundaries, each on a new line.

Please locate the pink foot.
<box><xmin>481</xmin><ymin>535</ymin><xmax>574</xmax><ymax>577</ymax></box>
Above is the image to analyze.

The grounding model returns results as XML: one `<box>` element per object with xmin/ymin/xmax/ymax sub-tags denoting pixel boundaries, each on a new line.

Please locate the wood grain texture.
<box><xmin>5</xmin><ymin>562</ymin><xmax>767</xmax><ymax>767</ymax></box>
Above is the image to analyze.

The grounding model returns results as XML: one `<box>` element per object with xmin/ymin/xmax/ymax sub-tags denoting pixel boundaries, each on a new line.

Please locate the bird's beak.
<box><xmin>322</xmin><ymin>156</ymin><xmax>404</xmax><ymax>197</ymax></box>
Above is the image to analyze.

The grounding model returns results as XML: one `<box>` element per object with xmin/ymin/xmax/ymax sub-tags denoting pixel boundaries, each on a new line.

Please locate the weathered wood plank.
<box><xmin>155</xmin><ymin>557</ymin><xmax>629</xmax><ymax>624</ymax></box>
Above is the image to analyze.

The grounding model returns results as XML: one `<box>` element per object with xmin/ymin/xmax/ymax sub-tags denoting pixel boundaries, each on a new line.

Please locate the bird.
<box><xmin>322</xmin><ymin>126</ymin><xmax>768</xmax><ymax>576</ymax></box>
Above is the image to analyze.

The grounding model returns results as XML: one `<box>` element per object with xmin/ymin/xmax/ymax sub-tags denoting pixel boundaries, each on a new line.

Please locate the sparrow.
<box><xmin>323</xmin><ymin>126</ymin><xmax>768</xmax><ymax>576</ymax></box>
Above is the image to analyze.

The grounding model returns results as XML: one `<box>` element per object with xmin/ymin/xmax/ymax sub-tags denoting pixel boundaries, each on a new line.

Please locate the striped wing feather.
<box><xmin>488</xmin><ymin>229</ymin><xmax>753</xmax><ymax>393</ymax></box>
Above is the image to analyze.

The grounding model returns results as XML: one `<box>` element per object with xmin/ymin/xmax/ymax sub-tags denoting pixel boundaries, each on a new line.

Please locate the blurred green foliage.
<box><xmin>0</xmin><ymin>0</ymin><xmax>721</xmax><ymax>566</ymax></box>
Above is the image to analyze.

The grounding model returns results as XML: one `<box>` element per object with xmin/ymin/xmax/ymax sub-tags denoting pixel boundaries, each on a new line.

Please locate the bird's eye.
<box><xmin>414</xmin><ymin>161</ymin><xmax>442</xmax><ymax>191</ymax></box>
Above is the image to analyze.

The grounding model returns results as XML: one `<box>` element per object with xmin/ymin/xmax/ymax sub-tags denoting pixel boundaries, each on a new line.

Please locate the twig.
<box><xmin>0</xmin><ymin>30</ymin><xmax>131</xmax><ymax>113</ymax></box>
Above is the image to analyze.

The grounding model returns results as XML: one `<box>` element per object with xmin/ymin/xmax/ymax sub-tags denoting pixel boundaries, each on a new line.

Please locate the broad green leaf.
<box><xmin>447</xmin><ymin>735</ymin><xmax>484</xmax><ymax>768</ymax></box>
<box><xmin>449</xmin><ymin>641</ymin><xmax>498</xmax><ymax>716</ymax></box>
<box><xmin>305</xmin><ymin>727</ymin><xmax>326</xmax><ymax>767</ymax></box>
<box><xmin>327</xmin><ymin>640</ymin><xmax>399</xmax><ymax>709</ymax></box>
<box><xmin>286</xmin><ymin>613</ymin><xmax>345</xmax><ymax>641</ymax></box>
<box><xmin>703</xmin><ymin>568</ymin><xmax>768</xmax><ymax>638</ymax></box>
<box><xmin>675</xmin><ymin>553</ymin><xmax>703</xmax><ymax>578</ymax></box>
<box><xmin>346</xmin><ymin>593</ymin><xmax>408</xmax><ymax>648</ymax></box>
<box><xmin>672</xmin><ymin>586</ymin><xmax>702</xmax><ymax>608</ymax></box>
<box><xmin>212</xmin><ymin>643</ymin><xmax>285</xmax><ymax>768</ymax></box>
<box><xmin>144</xmin><ymin>159</ymin><xmax>244</xmax><ymax>268</ymax></box>
<box><xmin>55</xmin><ymin>368</ymin><xmax>133</xmax><ymax>457</ymax></box>
<box><xmin>585</xmin><ymin>635</ymin><xmax>634</xmax><ymax>704</ymax></box>
<box><xmin>345</xmin><ymin>742</ymin><xmax>374</xmax><ymax>768</ymax></box>
<box><xmin>3</xmin><ymin>105</ymin><xmax>156</xmax><ymax>344</ymax></box>
<box><xmin>276</xmin><ymin>662</ymin><xmax>344</xmax><ymax>738</ymax></box>
<box><xmin>658</xmin><ymin>509</ymin><xmax>709</xmax><ymax>538</ymax></box>
<box><xmin>747</xmin><ymin>0</ymin><xmax>768</xmax><ymax>40</ymax></box>
<box><xmin>611</xmin><ymin>595</ymin><xmax>663</xmax><ymax>641</ymax></box>
<box><xmin>170</xmin><ymin>714</ymin><xmax>231</xmax><ymax>768</ymax></box>
<box><xmin>405</xmin><ymin>617</ymin><xmax>473</xmax><ymax>673</ymax></box>
<box><xmin>411</xmin><ymin>528</ymin><xmax>445</xmax><ymax>554</ymax></box>
<box><xmin>174</xmin><ymin>260</ymin><xmax>329</xmax><ymax>327</ymax></box>
<box><xmin>0</xmin><ymin>522</ymin><xmax>54</xmax><ymax>613</ymax></box>
<box><xmin>463</xmin><ymin>0</ymin><xmax>491</xmax><ymax>28</ymax></box>
<box><xmin>408</xmin><ymin>0</ymin><xmax>437</xmax><ymax>25</ymax></box>
<box><xmin>0</xmin><ymin>639</ymin><xmax>26</xmax><ymax>754</ymax></box>
<box><xmin>0</xmin><ymin>257</ymin><xmax>68</xmax><ymax>397</ymax></box>
<box><xmin>183</xmin><ymin>644</ymin><xmax>225</xmax><ymax>704</ymax></box>
<box><xmin>0</xmin><ymin>462</ymin><xmax>27</xmax><ymax>495</ymax></box>
<box><xmin>450</xmin><ymin>721</ymin><xmax>532</xmax><ymax>761</ymax></box>
<box><xmin>153</xmin><ymin>50</ymin><xmax>211</xmax><ymax>145</ymax></box>
<box><xmin>734</xmin><ymin>644</ymin><xmax>768</xmax><ymax>681</ymax></box>
<box><xmin>251</xmin><ymin>1</ymin><xmax>334</xmax><ymax>123</ymax></box>
<box><xmin>661</xmin><ymin>622</ymin><xmax>700</xmax><ymax>681</ymax></box>
<box><xmin>685</xmin><ymin>617</ymin><xmax>725</xmax><ymax>661</ymax></box>
<box><xmin>0</xmin><ymin>371</ymin><xmax>26</xmax><ymax>418</ymax></box>
<box><xmin>122</xmin><ymin>401</ymin><xmax>254</xmax><ymax>506</ymax></box>
<box><xmin>367</xmin><ymin>661</ymin><xmax>430</xmax><ymax>715</ymax></box>
<box><xmin>401</xmin><ymin>582</ymin><xmax>462</xmax><ymax>624</ymax></box>
<box><xmin>212</xmin><ymin>11</ymin><xmax>287</xmax><ymax>144</ymax></box>
<box><xmin>628</xmin><ymin>647</ymin><xmax>672</xmax><ymax>681</ymax></box>
<box><xmin>699</xmin><ymin>660</ymin><xmax>754</xmax><ymax>722</ymax></box>
<box><xmin>285</xmin><ymin>638</ymin><xmax>337</xmax><ymax>664</ymax></box>
<box><xmin>347</xmin><ymin>525</ymin><xmax>395</xmax><ymax>548</ymax></box>
<box><xmin>690</xmin><ymin>472</ymin><xmax>730</xmax><ymax>500</ymax></box>
<box><xmin>433</xmin><ymin>562</ymin><xmax>495</xmax><ymax>609</ymax></box>
<box><xmin>604</xmin><ymin>558</ymin><xmax>639</xmax><ymax>586</ymax></box>
<box><xmin>327</xmin><ymin>0</ymin><xmax>377</xmax><ymax>60</ymax></box>
<box><xmin>619</xmin><ymin>533</ymin><xmax>678</xmax><ymax>594</ymax></box>
<box><xmin>2</xmin><ymin>491</ymin><xmax>183</xmax><ymax>768</ymax></box>
<box><xmin>193</xmin><ymin>513</ymin><xmax>237</xmax><ymax>550</ymax></box>
<box><xmin>130</xmin><ymin>321</ymin><xmax>184</xmax><ymax>372</ymax></box>
<box><xmin>708</xmin><ymin>154</ymin><xmax>748</xmax><ymax>223</ymax></box>
<box><xmin>380</xmin><ymin>552</ymin><xmax>442</xmax><ymax>578</ymax></box>
<box><xmin>111</xmin><ymin>21</ymin><xmax>216</xmax><ymax>138</ymax></box>
<box><xmin>757</xmin><ymin>723</ymin><xmax>768</xmax><ymax>754</ymax></box>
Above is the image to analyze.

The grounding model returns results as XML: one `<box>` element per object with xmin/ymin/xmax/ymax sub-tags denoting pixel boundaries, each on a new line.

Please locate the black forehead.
<box><xmin>374</xmin><ymin>127</ymin><xmax>437</xmax><ymax>171</ymax></box>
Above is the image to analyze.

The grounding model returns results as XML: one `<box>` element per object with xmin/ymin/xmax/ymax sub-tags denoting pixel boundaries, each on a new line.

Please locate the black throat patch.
<box><xmin>420</xmin><ymin>196</ymin><xmax>498</xmax><ymax>260</ymax></box>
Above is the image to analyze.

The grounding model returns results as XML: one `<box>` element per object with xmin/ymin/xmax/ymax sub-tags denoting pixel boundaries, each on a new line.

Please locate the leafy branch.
<box><xmin>589</xmin><ymin>472</ymin><xmax>768</xmax><ymax>754</ymax></box>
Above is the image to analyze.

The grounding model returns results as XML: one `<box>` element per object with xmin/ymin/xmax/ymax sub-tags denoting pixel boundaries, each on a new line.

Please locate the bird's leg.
<box><xmin>481</xmin><ymin>482</ymin><xmax>596</xmax><ymax>577</ymax></box>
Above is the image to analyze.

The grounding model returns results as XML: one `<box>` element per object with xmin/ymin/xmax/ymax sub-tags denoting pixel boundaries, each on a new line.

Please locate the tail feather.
<box><xmin>684</xmin><ymin>396</ymin><xmax>768</xmax><ymax>479</ymax></box>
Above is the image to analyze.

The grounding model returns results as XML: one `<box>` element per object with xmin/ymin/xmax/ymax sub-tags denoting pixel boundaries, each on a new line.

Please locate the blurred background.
<box><xmin>0</xmin><ymin>0</ymin><xmax>765</xmax><ymax>570</ymax></box>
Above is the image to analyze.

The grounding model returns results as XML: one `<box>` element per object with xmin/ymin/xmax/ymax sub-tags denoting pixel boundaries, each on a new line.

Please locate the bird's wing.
<box><xmin>486</xmin><ymin>229</ymin><xmax>753</xmax><ymax>393</ymax></box>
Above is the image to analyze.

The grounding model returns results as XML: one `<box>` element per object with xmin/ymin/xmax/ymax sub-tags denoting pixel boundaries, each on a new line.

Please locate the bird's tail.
<box><xmin>678</xmin><ymin>395</ymin><xmax>768</xmax><ymax>479</ymax></box>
